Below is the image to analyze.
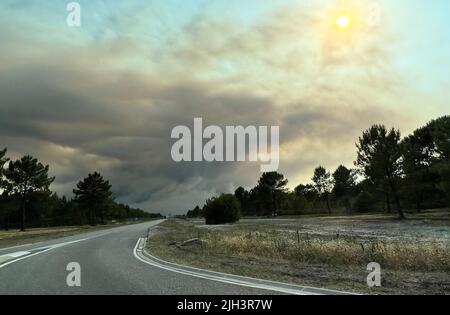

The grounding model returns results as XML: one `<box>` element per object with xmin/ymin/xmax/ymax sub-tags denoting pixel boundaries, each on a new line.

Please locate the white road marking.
<box><xmin>134</xmin><ymin>238</ymin><xmax>356</xmax><ymax>295</ymax></box>
<box><xmin>0</xmin><ymin>222</ymin><xmax>140</xmax><ymax>253</ymax></box>
<box><xmin>0</xmin><ymin>251</ymin><xmax>32</xmax><ymax>265</ymax></box>
<box><xmin>0</xmin><ymin>243</ymin><xmax>33</xmax><ymax>252</ymax></box>
<box><xmin>0</xmin><ymin>232</ymin><xmax>113</xmax><ymax>270</ymax></box>
<box><xmin>5</xmin><ymin>251</ymin><xmax>31</xmax><ymax>258</ymax></box>
<box><xmin>133</xmin><ymin>239</ymin><xmax>304</xmax><ymax>295</ymax></box>
<box><xmin>0</xmin><ymin>247</ymin><xmax>55</xmax><ymax>270</ymax></box>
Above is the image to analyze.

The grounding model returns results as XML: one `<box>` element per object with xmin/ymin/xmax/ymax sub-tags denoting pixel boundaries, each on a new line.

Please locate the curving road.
<box><xmin>0</xmin><ymin>220</ymin><xmax>284</xmax><ymax>295</ymax></box>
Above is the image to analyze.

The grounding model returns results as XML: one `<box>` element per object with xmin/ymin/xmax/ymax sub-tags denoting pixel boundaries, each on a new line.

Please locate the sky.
<box><xmin>0</xmin><ymin>0</ymin><xmax>449</xmax><ymax>214</ymax></box>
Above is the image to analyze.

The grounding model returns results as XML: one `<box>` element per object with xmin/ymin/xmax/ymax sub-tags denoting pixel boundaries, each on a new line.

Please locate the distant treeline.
<box><xmin>187</xmin><ymin>116</ymin><xmax>450</xmax><ymax>220</ymax></box>
<box><xmin>0</xmin><ymin>154</ymin><xmax>163</xmax><ymax>231</ymax></box>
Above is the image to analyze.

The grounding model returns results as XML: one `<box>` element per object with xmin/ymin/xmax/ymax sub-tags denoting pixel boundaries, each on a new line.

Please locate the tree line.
<box><xmin>0</xmin><ymin>153</ymin><xmax>163</xmax><ymax>231</ymax></box>
<box><xmin>187</xmin><ymin>116</ymin><xmax>450</xmax><ymax>221</ymax></box>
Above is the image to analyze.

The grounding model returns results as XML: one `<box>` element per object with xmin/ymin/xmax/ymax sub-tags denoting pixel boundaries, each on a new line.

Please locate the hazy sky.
<box><xmin>0</xmin><ymin>0</ymin><xmax>449</xmax><ymax>214</ymax></box>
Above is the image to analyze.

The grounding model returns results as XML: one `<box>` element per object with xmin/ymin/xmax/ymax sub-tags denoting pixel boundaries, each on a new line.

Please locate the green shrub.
<box><xmin>204</xmin><ymin>194</ymin><xmax>241</xmax><ymax>225</ymax></box>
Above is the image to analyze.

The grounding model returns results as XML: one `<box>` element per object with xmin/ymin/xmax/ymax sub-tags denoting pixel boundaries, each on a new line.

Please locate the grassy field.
<box><xmin>147</xmin><ymin>210</ymin><xmax>450</xmax><ymax>295</ymax></box>
<box><xmin>0</xmin><ymin>221</ymin><xmax>147</xmax><ymax>249</ymax></box>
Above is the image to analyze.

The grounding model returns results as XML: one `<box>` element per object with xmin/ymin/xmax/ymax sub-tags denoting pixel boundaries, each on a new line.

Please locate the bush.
<box><xmin>352</xmin><ymin>191</ymin><xmax>377</xmax><ymax>212</ymax></box>
<box><xmin>204</xmin><ymin>194</ymin><xmax>241</xmax><ymax>225</ymax></box>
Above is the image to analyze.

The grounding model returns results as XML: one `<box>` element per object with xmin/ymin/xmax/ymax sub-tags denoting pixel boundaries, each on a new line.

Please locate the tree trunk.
<box><xmin>20</xmin><ymin>197</ymin><xmax>26</xmax><ymax>232</ymax></box>
<box><xmin>385</xmin><ymin>192</ymin><xmax>391</xmax><ymax>213</ymax></box>
<box><xmin>395</xmin><ymin>197</ymin><xmax>405</xmax><ymax>219</ymax></box>
<box><xmin>345</xmin><ymin>198</ymin><xmax>351</xmax><ymax>215</ymax></box>
<box><xmin>390</xmin><ymin>181</ymin><xmax>405</xmax><ymax>219</ymax></box>
<box><xmin>416</xmin><ymin>192</ymin><xmax>422</xmax><ymax>213</ymax></box>
<box><xmin>89</xmin><ymin>208</ymin><xmax>96</xmax><ymax>226</ymax></box>
<box><xmin>271</xmin><ymin>190</ymin><xmax>277</xmax><ymax>216</ymax></box>
<box><xmin>325</xmin><ymin>195</ymin><xmax>331</xmax><ymax>215</ymax></box>
<box><xmin>395</xmin><ymin>199</ymin><xmax>405</xmax><ymax>219</ymax></box>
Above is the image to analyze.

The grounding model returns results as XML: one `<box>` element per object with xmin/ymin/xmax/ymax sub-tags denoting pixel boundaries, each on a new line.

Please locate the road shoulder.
<box><xmin>138</xmin><ymin>232</ymin><xmax>356</xmax><ymax>295</ymax></box>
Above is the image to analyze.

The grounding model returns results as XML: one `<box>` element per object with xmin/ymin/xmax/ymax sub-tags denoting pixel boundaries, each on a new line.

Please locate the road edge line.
<box><xmin>0</xmin><ymin>233</ymin><xmax>112</xmax><ymax>270</ymax></box>
<box><xmin>0</xmin><ymin>247</ymin><xmax>55</xmax><ymax>270</ymax></box>
<box><xmin>134</xmin><ymin>238</ymin><xmax>359</xmax><ymax>295</ymax></box>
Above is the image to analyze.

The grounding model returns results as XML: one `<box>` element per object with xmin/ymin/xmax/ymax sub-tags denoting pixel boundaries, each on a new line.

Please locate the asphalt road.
<box><xmin>0</xmin><ymin>220</ymin><xmax>282</xmax><ymax>295</ymax></box>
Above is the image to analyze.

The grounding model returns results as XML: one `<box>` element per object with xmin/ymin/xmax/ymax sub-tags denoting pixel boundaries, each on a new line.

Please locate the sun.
<box><xmin>335</xmin><ymin>15</ymin><xmax>350</xmax><ymax>29</ymax></box>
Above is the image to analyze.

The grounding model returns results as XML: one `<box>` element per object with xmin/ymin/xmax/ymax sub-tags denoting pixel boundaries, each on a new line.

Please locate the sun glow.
<box><xmin>336</xmin><ymin>15</ymin><xmax>350</xmax><ymax>29</ymax></box>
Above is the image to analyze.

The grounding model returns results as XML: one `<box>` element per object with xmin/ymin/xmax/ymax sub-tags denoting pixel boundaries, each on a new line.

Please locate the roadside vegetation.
<box><xmin>0</xmin><ymin>220</ymin><xmax>152</xmax><ymax>249</ymax></box>
<box><xmin>147</xmin><ymin>213</ymin><xmax>450</xmax><ymax>295</ymax></box>
<box><xmin>0</xmin><ymin>150</ymin><xmax>163</xmax><ymax>232</ymax></box>
<box><xmin>155</xmin><ymin>117</ymin><xmax>450</xmax><ymax>294</ymax></box>
<box><xmin>204</xmin><ymin>194</ymin><xmax>241</xmax><ymax>225</ymax></box>
<box><xmin>185</xmin><ymin>117</ymin><xmax>450</xmax><ymax>223</ymax></box>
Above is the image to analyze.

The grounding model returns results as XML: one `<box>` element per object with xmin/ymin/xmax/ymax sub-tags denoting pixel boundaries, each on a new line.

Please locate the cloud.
<box><xmin>0</xmin><ymin>1</ymin><xmax>422</xmax><ymax>213</ymax></box>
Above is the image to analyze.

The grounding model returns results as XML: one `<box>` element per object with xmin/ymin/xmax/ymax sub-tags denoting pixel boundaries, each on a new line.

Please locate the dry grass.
<box><xmin>147</xmin><ymin>214</ymin><xmax>450</xmax><ymax>295</ymax></box>
<box><xmin>0</xmin><ymin>227</ymin><xmax>82</xmax><ymax>240</ymax></box>
<box><xmin>154</xmin><ymin>219</ymin><xmax>450</xmax><ymax>272</ymax></box>
<box><xmin>147</xmin><ymin>216</ymin><xmax>450</xmax><ymax>294</ymax></box>
<box><xmin>0</xmin><ymin>221</ymin><xmax>146</xmax><ymax>249</ymax></box>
